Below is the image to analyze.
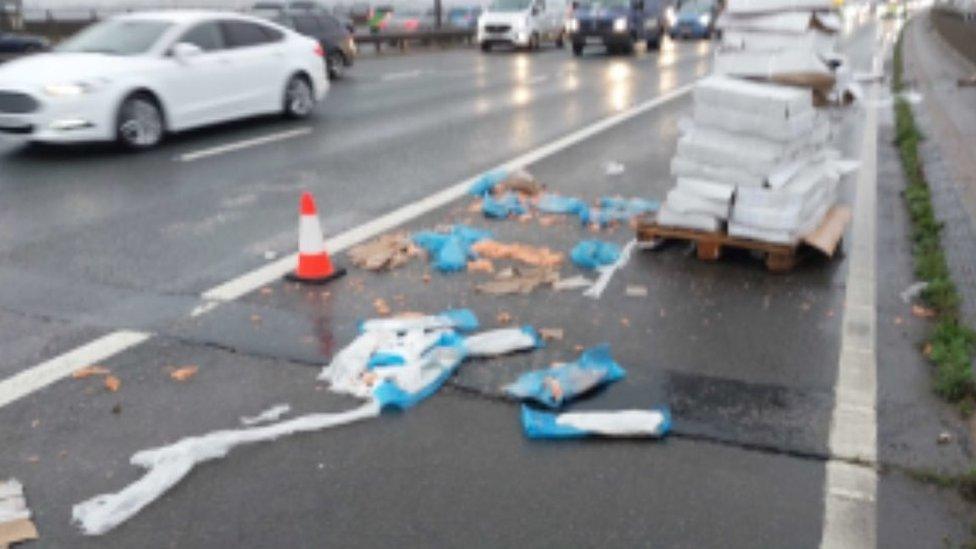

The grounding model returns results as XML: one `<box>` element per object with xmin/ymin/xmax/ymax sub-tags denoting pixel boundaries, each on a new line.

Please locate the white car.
<box><xmin>0</xmin><ymin>11</ymin><xmax>328</xmax><ymax>150</ymax></box>
<box><xmin>478</xmin><ymin>0</ymin><xmax>567</xmax><ymax>51</ymax></box>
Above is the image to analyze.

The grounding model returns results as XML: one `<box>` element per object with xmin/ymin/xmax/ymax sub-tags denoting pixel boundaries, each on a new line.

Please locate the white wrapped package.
<box><xmin>721</xmin><ymin>30</ymin><xmax>836</xmax><ymax>56</ymax></box>
<box><xmin>724</xmin><ymin>0</ymin><xmax>835</xmax><ymax>15</ymax></box>
<box><xmin>666</xmin><ymin>188</ymin><xmax>730</xmax><ymax>219</ymax></box>
<box><xmin>728</xmin><ymin>222</ymin><xmax>795</xmax><ymax>243</ymax></box>
<box><xmin>737</xmin><ymin>161</ymin><xmax>839</xmax><ymax>209</ymax></box>
<box><xmin>714</xmin><ymin>49</ymin><xmax>835</xmax><ymax>90</ymax></box>
<box><xmin>672</xmin><ymin>155</ymin><xmax>765</xmax><ymax>187</ymax></box>
<box><xmin>717</xmin><ymin>11</ymin><xmax>838</xmax><ymax>33</ymax></box>
<box><xmin>693</xmin><ymin>102</ymin><xmax>818</xmax><ymax>141</ymax></box>
<box><xmin>657</xmin><ymin>203</ymin><xmax>721</xmax><ymax>232</ymax></box>
<box><xmin>676</xmin><ymin>177</ymin><xmax>735</xmax><ymax>202</ymax></box>
<box><xmin>463</xmin><ymin>327</ymin><xmax>540</xmax><ymax>357</ymax></box>
<box><xmin>693</xmin><ymin>75</ymin><xmax>812</xmax><ymax>118</ymax></box>
<box><xmin>677</xmin><ymin>122</ymin><xmax>830</xmax><ymax>178</ymax></box>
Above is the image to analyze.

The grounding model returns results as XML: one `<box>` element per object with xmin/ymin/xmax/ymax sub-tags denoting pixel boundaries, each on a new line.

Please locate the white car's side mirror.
<box><xmin>171</xmin><ymin>42</ymin><xmax>203</xmax><ymax>61</ymax></box>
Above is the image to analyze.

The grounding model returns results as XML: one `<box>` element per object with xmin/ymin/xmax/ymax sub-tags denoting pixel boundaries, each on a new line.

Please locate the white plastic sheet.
<box><xmin>464</xmin><ymin>328</ymin><xmax>538</xmax><ymax>357</ymax></box>
<box><xmin>556</xmin><ymin>409</ymin><xmax>669</xmax><ymax>437</ymax></box>
<box><xmin>240</xmin><ymin>404</ymin><xmax>291</xmax><ymax>426</ymax></box>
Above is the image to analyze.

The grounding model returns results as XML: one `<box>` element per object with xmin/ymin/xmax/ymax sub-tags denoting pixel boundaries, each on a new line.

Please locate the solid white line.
<box><xmin>2</xmin><ymin>82</ymin><xmax>694</xmax><ymax>411</ymax></box>
<box><xmin>819</xmin><ymin>55</ymin><xmax>881</xmax><ymax>549</ymax></box>
<box><xmin>202</xmin><ymin>83</ymin><xmax>695</xmax><ymax>302</ymax></box>
<box><xmin>177</xmin><ymin>127</ymin><xmax>313</xmax><ymax>163</ymax></box>
<box><xmin>0</xmin><ymin>331</ymin><xmax>151</xmax><ymax>410</ymax></box>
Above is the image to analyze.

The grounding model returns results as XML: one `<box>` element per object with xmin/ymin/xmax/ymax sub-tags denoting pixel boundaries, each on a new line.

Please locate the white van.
<box><xmin>477</xmin><ymin>0</ymin><xmax>567</xmax><ymax>51</ymax></box>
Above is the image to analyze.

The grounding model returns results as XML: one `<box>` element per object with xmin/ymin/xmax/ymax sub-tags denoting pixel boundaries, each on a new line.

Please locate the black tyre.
<box><xmin>622</xmin><ymin>38</ymin><xmax>635</xmax><ymax>54</ymax></box>
<box><xmin>646</xmin><ymin>36</ymin><xmax>660</xmax><ymax>50</ymax></box>
<box><xmin>116</xmin><ymin>93</ymin><xmax>164</xmax><ymax>151</ymax></box>
<box><xmin>572</xmin><ymin>42</ymin><xmax>584</xmax><ymax>56</ymax></box>
<box><xmin>283</xmin><ymin>74</ymin><xmax>315</xmax><ymax>119</ymax></box>
<box><xmin>555</xmin><ymin>32</ymin><xmax>565</xmax><ymax>48</ymax></box>
<box><xmin>326</xmin><ymin>51</ymin><xmax>346</xmax><ymax>80</ymax></box>
<box><xmin>481</xmin><ymin>42</ymin><xmax>491</xmax><ymax>52</ymax></box>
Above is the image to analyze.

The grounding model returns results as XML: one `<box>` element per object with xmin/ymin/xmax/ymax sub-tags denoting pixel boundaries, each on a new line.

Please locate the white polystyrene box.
<box><xmin>693</xmin><ymin>74</ymin><xmax>812</xmax><ymax>118</ymax></box>
<box><xmin>666</xmin><ymin>188</ymin><xmax>731</xmax><ymax>219</ymax></box>
<box><xmin>657</xmin><ymin>203</ymin><xmax>722</xmax><ymax>232</ymax></box>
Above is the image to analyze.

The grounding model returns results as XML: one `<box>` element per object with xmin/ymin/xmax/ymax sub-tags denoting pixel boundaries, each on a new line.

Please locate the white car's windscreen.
<box><xmin>57</xmin><ymin>20</ymin><xmax>174</xmax><ymax>56</ymax></box>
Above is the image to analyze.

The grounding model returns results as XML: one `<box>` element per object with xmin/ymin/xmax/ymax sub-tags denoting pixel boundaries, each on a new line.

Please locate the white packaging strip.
<box><xmin>240</xmin><ymin>404</ymin><xmax>291</xmax><ymax>426</ymax></box>
<box><xmin>676</xmin><ymin>177</ymin><xmax>735</xmax><ymax>202</ymax></box>
<box><xmin>556</xmin><ymin>409</ymin><xmax>669</xmax><ymax>437</ymax></box>
<box><xmin>464</xmin><ymin>328</ymin><xmax>538</xmax><ymax>357</ymax></box>
<box><xmin>72</xmin><ymin>401</ymin><xmax>383</xmax><ymax>536</ymax></box>
<box><xmin>657</xmin><ymin>203</ymin><xmax>722</xmax><ymax>232</ymax></box>
<box><xmin>666</xmin><ymin>188</ymin><xmax>731</xmax><ymax>219</ymax></box>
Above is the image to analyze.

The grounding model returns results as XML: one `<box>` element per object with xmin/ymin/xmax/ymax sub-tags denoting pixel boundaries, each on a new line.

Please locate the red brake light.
<box><xmin>314</xmin><ymin>43</ymin><xmax>324</xmax><ymax>57</ymax></box>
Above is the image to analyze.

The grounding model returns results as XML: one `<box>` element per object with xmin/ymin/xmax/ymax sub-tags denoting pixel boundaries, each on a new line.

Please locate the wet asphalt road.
<box><xmin>1</xmin><ymin>16</ymin><xmax>974</xmax><ymax>548</ymax></box>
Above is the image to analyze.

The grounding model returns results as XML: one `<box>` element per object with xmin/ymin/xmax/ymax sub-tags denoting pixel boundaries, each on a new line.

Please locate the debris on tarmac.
<box><xmin>468</xmin><ymin>169</ymin><xmax>511</xmax><ymax>196</ymax></box>
<box><xmin>360</xmin><ymin>308</ymin><xmax>478</xmax><ymax>334</ymax></box>
<box><xmin>570</xmin><ymin>240</ymin><xmax>622</xmax><ymax>270</ymax></box>
<box><xmin>168</xmin><ymin>366</ymin><xmax>199</xmax><ymax>382</ymax></box>
<box><xmin>496</xmin><ymin>311</ymin><xmax>513</xmax><ymax>325</ymax></box>
<box><xmin>625</xmin><ymin>285</ymin><xmax>648</xmax><ymax>297</ymax></box>
<box><xmin>347</xmin><ymin>232</ymin><xmax>420</xmax><ymax>271</ymax></box>
<box><xmin>464</xmin><ymin>326</ymin><xmax>542</xmax><ymax>357</ymax></box>
<box><xmin>482</xmin><ymin>192</ymin><xmax>528</xmax><ymax>219</ymax></box>
<box><xmin>911</xmin><ymin>304</ymin><xmax>937</xmax><ymax>319</ymax></box>
<box><xmin>471</xmin><ymin>240</ymin><xmax>564</xmax><ymax>267</ymax></box>
<box><xmin>373</xmin><ymin>298</ymin><xmax>392</xmax><ymax>316</ymax></box>
<box><xmin>520</xmin><ymin>406</ymin><xmax>671</xmax><ymax>439</ymax></box>
<box><xmin>72</xmin><ymin>366</ymin><xmax>111</xmax><ymax>379</ymax></box>
<box><xmin>937</xmin><ymin>431</ymin><xmax>953</xmax><ymax>445</ymax></box>
<box><xmin>504</xmin><ymin>344</ymin><xmax>626</xmax><ymax>409</ymax></box>
<box><xmin>900</xmin><ymin>281</ymin><xmax>929</xmax><ymax>304</ymax></box>
<box><xmin>476</xmin><ymin>266</ymin><xmax>559</xmax><ymax>295</ymax></box>
<box><xmin>553</xmin><ymin>275</ymin><xmax>594</xmax><ymax>291</ymax></box>
<box><xmin>539</xmin><ymin>328</ymin><xmax>564</xmax><ymax>341</ymax></box>
<box><xmin>584</xmin><ymin>240</ymin><xmax>637</xmax><ymax>300</ymax></box>
<box><xmin>537</xmin><ymin>194</ymin><xmax>589</xmax><ymax>217</ymax></box>
<box><xmin>467</xmin><ymin>258</ymin><xmax>495</xmax><ymax>274</ymax></box>
<box><xmin>413</xmin><ymin>225</ymin><xmax>491</xmax><ymax>273</ymax></box>
<box><xmin>240</xmin><ymin>404</ymin><xmax>292</xmax><ymax>426</ymax></box>
<box><xmin>605</xmin><ymin>161</ymin><xmax>625</xmax><ymax>176</ymax></box>
<box><xmin>103</xmin><ymin>376</ymin><xmax>121</xmax><ymax>393</ymax></box>
<box><xmin>0</xmin><ymin>479</ymin><xmax>38</xmax><ymax>547</ymax></box>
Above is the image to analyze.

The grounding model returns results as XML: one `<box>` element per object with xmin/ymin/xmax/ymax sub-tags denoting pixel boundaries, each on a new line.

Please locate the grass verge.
<box><xmin>893</xmin><ymin>27</ymin><xmax>976</xmax><ymax>408</ymax></box>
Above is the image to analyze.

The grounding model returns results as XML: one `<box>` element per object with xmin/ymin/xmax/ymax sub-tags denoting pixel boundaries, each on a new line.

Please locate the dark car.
<box><xmin>252</xmin><ymin>1</ymin><xmax>356</xmax><ymax>79</ymax></box>
<box><xmin>666</xmin><ymin>0</ymin><xmax>720</xmax><ymax>39</ymax></box>
<box><xmin>0</xmin><ymin>32</ymin><xmax>50</xmax><ymax>59</ymax></box>
<box><xmin>567</xmin><ymin>0</ymin><xmax>667</xmax><ymax>55</ymax></box>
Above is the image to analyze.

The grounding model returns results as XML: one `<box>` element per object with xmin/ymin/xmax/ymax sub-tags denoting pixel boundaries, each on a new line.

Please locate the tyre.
<box><xmin>646</xmin><ymin>36</ymin><xmax>660</xmax><ymax>50</ymax></box>
<box><xmin>572</xmin><ymin>42</ymin><xmax>584</xmax><ymax>56</ymax></box>
<box><xmin>622</xmin><ymin>38</ymin><xmax>635</xmax><ymax>54</ymax></box>
<box><xmin>116</xmin><ymin>93</ymin><xmax>164</xmax><ymax>151</ymax></box>
<box><xmin>326</xmin><ymin>51</ymin><xmax>346</xmax><ymax>80</ymax></box>
<box><xmin>555</xmin><ymin>31</ymin><xmax>565</xmax><ymax>48</ymax></box>
<box><xmin>282</xmin><ymin>74</ymin><xmax>315</xmax><ymax>119</ymax></box>
<box><xmin>481</xmin><ymin>42</ymin><xmax>492</xmax><ymax>52</ymax></box>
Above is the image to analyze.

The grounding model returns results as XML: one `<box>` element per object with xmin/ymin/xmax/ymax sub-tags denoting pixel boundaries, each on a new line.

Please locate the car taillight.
<box><xmin>314</xmin><ymin>43</ymin><xmax>324</xmax><ymax>57</ymax></box>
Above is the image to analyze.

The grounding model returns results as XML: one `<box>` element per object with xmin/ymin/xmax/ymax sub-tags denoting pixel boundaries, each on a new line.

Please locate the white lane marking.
<box><xmin>381</xmin><ymin>69</ymin><xmax>425</xmax><ymax>81</ymax></box>
<box><xmin>203</xmin><ymin>83</ymin><xmax>695</xmax><ymax>302</ymax></box>
<box><xmin>177</xmin><ymin>127</ymin><xmax>313</xmax><ymax>163</ymax></box>
<box><xmin>2</xmin><ymin>82</ymin><xmax>695</xmax><ymax>411</ymax></box>
<box><xmin>819</xmin><ymin>52</ymin><xmax>881</xmax><ymax>549</ymax></box>
<box><xmin>0</xmin><ymin>331</ymin><xmax>151</xmax><ymax>410</ymax></box>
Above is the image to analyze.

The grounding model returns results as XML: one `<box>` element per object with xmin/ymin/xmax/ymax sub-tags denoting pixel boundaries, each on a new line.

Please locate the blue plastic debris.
<box><xmin>520</xmin><ymin>405</ymin><xmax>672</xmax><ymax>439</ymax></box>
<box><xmin>372</xmin><ymin>332</ymin><xmax>468</xmax><ymax>411</ymax></box>
<box><xmin>367</xmin><ymin>352</ymin><xmax>406</xmax><ymax>369</ymax></box>
<box><xmin>504</xmin><ymin>344</ymin><xmax>626</xmax><ymax>408</ymax></box>
<box><xmin>412</xmin><ymin>225</ymin><xmax>492</xmax><ymax>273</ymax></box>
<box><xmin>599</xmin><ymin>197</ymin><xmax>660</xmax><ymax>214</ymax></box>
<box><xmin>570</xmin><ymin>240</ymin><xmax>622</xmax><ymax>270</ymax></box>
<box><xmin>468</xmin><ymin>169</ymin><xmax>509</xmax><ymax>196</ymax></box>
<box><xmin>464</xmin><ymin>325</ymin><xmax>543</xmax><ymax>357</ymax></box>
<box><xmin>536</xmin><ymin>193</ymin><xmax>589</xmax><ymax>217</ymax></box>
<box><xmin>360</xmin><ymin>308</ymin><xmax>479</xmax><ymax>334</ymax></box>
<box><xmin>482</xmin><ymin>192</ymin><xmax>527</xmax><ymax>219</ymax></box>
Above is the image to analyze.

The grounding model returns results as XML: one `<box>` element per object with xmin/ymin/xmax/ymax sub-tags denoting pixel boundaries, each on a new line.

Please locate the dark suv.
<box><xmin>252</xmin><ymin>1</ymin><xmax>356</xmax><ymax>79</ymax></box>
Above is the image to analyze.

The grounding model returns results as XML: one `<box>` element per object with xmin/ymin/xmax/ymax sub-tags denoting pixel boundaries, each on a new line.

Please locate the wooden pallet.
<box><xmin>636</xmin><ymin>222</ymin><xmax>801</xmax><ymax>273</ymax></box>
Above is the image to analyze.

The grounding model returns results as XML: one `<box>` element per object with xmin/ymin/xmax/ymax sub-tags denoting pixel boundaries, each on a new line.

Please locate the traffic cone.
<box><xmin>285</xmin><ymin>192</ymin><xmax>346</xmax><ymax>284</ymax></box>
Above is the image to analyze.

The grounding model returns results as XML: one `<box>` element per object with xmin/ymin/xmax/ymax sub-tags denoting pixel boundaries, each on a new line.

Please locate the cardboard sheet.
<box><xmin>802</xmin><ymin>204</ymin><xmax>851</xmax><ymax>256</ymax></box>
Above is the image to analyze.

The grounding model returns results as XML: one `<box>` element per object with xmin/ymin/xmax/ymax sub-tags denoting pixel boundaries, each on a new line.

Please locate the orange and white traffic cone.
<box><xmin>285</xmin><ymin>191</ymin><xmax>346</xmax><ymax>284</ymax></box>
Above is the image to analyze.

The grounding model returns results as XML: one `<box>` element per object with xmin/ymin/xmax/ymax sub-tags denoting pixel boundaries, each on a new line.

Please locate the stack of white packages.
<box><xmin>655</xmin><ymin>0</ymin><xmax>851</xmax><ymax>243</ymax></box>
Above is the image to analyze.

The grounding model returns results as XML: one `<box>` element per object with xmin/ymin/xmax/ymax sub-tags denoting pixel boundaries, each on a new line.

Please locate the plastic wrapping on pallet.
<box><xmin>675</xmin><ymin>178</ymin><xmax>736</xmax><ymax>202</ymax></box>
<box><xmin>717</xmin><ymin>11</ymin><xmax>839</xmax><ymax>33</ymax></box>
<box><xmin>692</xmin><ymin>75</ymin><xmax>812</xmax><ymax>118</ymax></box>
<box><xmin>723</xmin><ymin>0</ymin><xmax>836</xmax><ymax>15</ymax></box>
<box><xmin>656</xmin><ymin>203</ymin><xmax>722</xmax><ymax>232</ymax></box>
<box><xmin>721</xmin><ymin>30</ymin><xmax>836</xmax><ymax>56</ymax></box>
<box><xmin>693</xmin><ymin>102</ymin><xmax>818</xmax><ymax>141</ymax></box>
<box><xmin>665</xmin><ymin>188</ymin><xmax>731</xmax><ymax>219</ymax></box>
<box><xmin>713</xmin><ymin>49</ymin><xmax>835</xmax><ymax>90</ymax></box>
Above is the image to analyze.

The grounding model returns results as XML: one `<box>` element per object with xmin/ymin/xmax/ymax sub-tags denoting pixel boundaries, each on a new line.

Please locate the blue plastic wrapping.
<box><xmin>570</xmin><ymin>240</ymin><xmax>622</xmax><ymax>270</ymax></box>
<box><xmin>463</xmin><ymin>325</ymin><xmax>543</xmax><ymax>357</ymax></box>
<box><xmin>599</xmin><ymin>197</ymin><xmax>660</xmax><ymax>214</ymax></box>
<box><xmin>359</xmin><ymin>308</ymin><xmax>480</xmax><ymax>334</ymax></box>
<box><xmin>372</xmin><ymin>332</ymin><xmax>468</xmax><ymax>411</ymax></box>
<box><xmin>482</xmin><ymin>192</ymin><xmax>527</xmax><ymax>219</ymax></box>
<box><xmin>468</xmin><ymin>169</ymin><xmax>509</xmax><ymax>196</ymax></box>
<box><xmin>536</xmin><ymin>194</ymin><xmax>589</xmax><ymax>216</ymax></box>
<box><xmin>520</xmin><ymin>405</ymin><xmax>672</xmax><ymax>439</ymax></box>
<box><xmin>412</xmin><ymin>225</ymin><xmax>492</xmax><ymax>273</ymax></box>
<box><xmin>504</xmin><ymin>344</ymin><xmax>626</xmax><ymax>408</ymax></box>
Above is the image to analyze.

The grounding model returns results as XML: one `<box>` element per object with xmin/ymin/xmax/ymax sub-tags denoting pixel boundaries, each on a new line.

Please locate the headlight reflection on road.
<box><xmin>658</xmin><ymin>68</ymin><xmax>676</xmax><ymax>93</ymax></box>
<box><xmin>511</xmin><ymin>86</ymin><xmax>532</xmax><ymax>106</ymax></box>
<box><xmin>513</xmin><ymin>55</ymin><xmax>530</xmax><ymax>82</ymax></box>
<box><xmin>605</xmin><ymin>62</ymin><xmax>632</xmax><ymax>112</ymax></box>
<box><xmin>657</xmin><ymin>38</ymin><xmax>677</xmax><ymax>67</ymax></box>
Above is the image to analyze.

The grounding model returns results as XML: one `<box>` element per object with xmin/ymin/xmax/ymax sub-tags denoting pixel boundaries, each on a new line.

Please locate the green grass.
<box><xmin>892</xmin><ymin>30</ymin><xmax>976</xmax><ymax>407</ymax></box>
<box><xmin>906</xmin><ymin>467</ymin><xmax>976</xmax><ymax>504</ymax></box>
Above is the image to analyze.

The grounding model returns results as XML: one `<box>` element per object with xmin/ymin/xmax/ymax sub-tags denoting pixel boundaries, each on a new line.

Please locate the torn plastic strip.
<box><xmin>521</xmin><ymin>405</ymin><xmax>672</xmax><ymax>439</ymax></box>
<box><xmin>463</xmin><ymin>326</ymin><xmax>542</xmax><ymax>357</ymax></box>
<box><xmin>504</xmin><ymin>344</ymin><xmax>626</xmax><ymax>409</ymax></box>
<box><xmin>72</xmin><ymin>401</ymin><xmax>382</xmax><ymax>536</ymax></box>
<box><xmin>360</xmin><ymin>308</ymin><xmax>479</xmax><ymax>334</ymax></box>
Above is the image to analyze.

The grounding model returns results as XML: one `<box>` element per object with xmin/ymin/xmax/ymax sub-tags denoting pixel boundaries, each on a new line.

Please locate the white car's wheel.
<box><xmin>116</xmin><ymin>93</ymin><xmax>164</xmax><ymax>150</ymax></box>
<box><xmin>283</xmin><ymin>74</ymin><xmax>315</xmax><ymax>119</ymax></box>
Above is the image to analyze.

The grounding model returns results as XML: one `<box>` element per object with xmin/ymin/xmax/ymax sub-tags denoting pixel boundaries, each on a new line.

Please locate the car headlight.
<box><xmin>43</xmin><ymin>82</ymin><xmax>94</xmax><ymax>97</ymax></box>
<box><xmin>567</xmin><ymin>18</ymin><xmax>579</xmax><ymax>32</ymax></box>
<box><xmin>613</xmin><ymin>17</ymin><xmax>628</xmax><ymax>32</ymax></box>
<box><xmin>698</xmin><ymin>13</ymin><xmax>711</xmax><ymax>25</ymax></box>
<box><xmin>665</xmin><ymin>6</ymin><xmax>676</xmax><ymax>25</ymax></box>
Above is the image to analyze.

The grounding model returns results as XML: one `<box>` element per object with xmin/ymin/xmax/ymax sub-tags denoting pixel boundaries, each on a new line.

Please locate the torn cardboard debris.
<box><xmin>476</xmin><ymin>267</ymin><xmax>559</xmax><ymax>295</ymax></box>
<box><xmin>348</xmin><ymin>232</ymin><xmax>420</xmax><ymax>271</ymax></box>
<box><xmin>801</xmin><ymin>205</ymin><xmax>851</xmax><ymax>256</ymax></box>
<box><xmin>471</xmin><ymin>240</ymin><xmax>564</xmax><ymax>267</ymax></box>
<box><xmin>0</xmin><ymin>479</ymin><xmax>38</xmax><ymax>547</ymax></box>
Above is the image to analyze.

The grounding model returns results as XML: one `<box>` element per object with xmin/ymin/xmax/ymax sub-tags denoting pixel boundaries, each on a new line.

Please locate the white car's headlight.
<box><xmin>567</xmin><ymin>18</ymin><xmax>580</xmax><ymax>32</ymax></box>
<box><xmin>43</xmin><ymin>83</ymin><xmax>94</xmax><ymax>97</ymax></box>
<box><xmin>698</xmin><ymin>13</ymin><xmax>711</xmax><ymax>25</ymax></box>
<box><xmin>613</xmin><ymin>17</ymin><xmax>628</xmax><ymax>32</ymax></box>
<box><xmin>665</xmin><ymin>6</ymin><xmax>676</xmax><ymax>25</ymax></box>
